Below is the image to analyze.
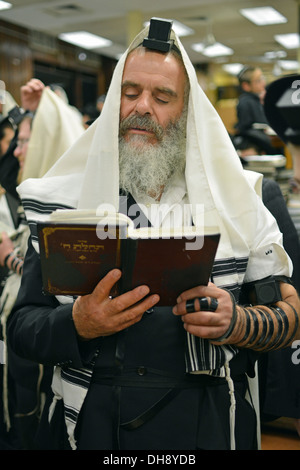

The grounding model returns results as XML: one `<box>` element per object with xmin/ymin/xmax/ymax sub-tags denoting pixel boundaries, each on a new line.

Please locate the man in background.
<box><xmin>236</xmin><ymin>66</ymin><xmax>275</xmax><ymax>155</ymax></box>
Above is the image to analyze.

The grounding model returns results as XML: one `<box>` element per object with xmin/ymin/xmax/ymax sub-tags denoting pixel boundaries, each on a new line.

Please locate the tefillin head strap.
<box><xmin>142</xmin><ymin>17</ymin><xmax>181</xmax><ymax>55</ymax></box>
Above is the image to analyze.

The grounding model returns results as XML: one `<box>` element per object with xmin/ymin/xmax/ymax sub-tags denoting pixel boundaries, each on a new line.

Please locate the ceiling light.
<box><xmin>222</xmin><ymin>63</ymin><xmax>244</xmax><ymax>75</ymax></box>
<box><xmin>143</xmin><ymin>20</ymin><xmax>194</xmax><ymax>37</ymax></box>
<box><xmin>171</xmin><ymin>20</ymin><xmax>194</xmax><ymax>37</ymax></box>
<box><xmin>202</xmin><ymin>42</ymin><xmax>234</xmax><ymax>58</ymax></box>
<box><xmin>279</xmin><ymin>60</ymin><xmax>299</xmax><ymax>71</ymax></box>
<box><xmin>275</xmin><ymin>33</ymin><xmax>300</xmax><ymax>49</ymax></box>
<box><xmin>191</xmin><ymin>36</ymin><xmax>217</xmax><ymax>53</ymax></box>
<box><xmin>191</xmin><ymin>43</ymin><xmax>205</xmax><ymax>53</ymax></box>
<box><xmin>59</xmin><ymin>31</ymin><xmax>112</xmax><ymax>50</ymax></box>
<box><xmin>191</xmin><ymin>42</ymin><xmax>233</xmax><ymax>57</ymax></box>
<box><xmin>264</xmin><ymin>50</ymin><xmax>287</xmax><ymax>60</ymax></box>
<box><xmin>240</xmin><ymin>7</ymin><xmax>287</xmax><ymax>26</ymax></box>
<box><xmin>0</xmin><ymin>1</ymin><xmax>12</xmax><ymax>10</ymax></box>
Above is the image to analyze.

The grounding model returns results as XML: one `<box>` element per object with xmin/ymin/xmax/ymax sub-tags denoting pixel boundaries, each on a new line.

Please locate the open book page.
<box><xmin>49</xmin><ymin>209</ymin><xmax>133</xmax><ymax>228</ymax></box>
<box><xmin>48</xmin><ymin>209</ymin><xmax>219</xmax><ymax>239</ymax></box>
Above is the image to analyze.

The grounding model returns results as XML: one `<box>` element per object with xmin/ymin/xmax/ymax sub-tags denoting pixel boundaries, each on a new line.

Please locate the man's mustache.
<box><xmin>119</xmin><ymin>115</ymin><xmax>164</xmax><ymax>141</ymax></box>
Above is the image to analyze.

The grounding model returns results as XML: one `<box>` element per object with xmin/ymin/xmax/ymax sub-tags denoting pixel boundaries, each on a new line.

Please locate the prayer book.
<box><xmin>37</xmin><ymin>209</ymin><xmax>220</xmax><ymax>305</ymax></box>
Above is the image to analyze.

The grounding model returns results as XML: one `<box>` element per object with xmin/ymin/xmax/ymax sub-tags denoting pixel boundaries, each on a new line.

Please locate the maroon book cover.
<box><xmin>37</xmin><ymin>221</ymin><xmax>220</xmax><ymax>305</ymax></box>
<box><xmin>122</xmin><ymin>234</ymin><xmax>220</xmax><ymax>305</ymax></box>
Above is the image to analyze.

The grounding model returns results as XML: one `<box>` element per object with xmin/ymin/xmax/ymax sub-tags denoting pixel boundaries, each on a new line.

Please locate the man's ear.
<box><xmin>241</xmin><ymin>82</ymin><xmax>251</xmax><ymax>93</ymax></box>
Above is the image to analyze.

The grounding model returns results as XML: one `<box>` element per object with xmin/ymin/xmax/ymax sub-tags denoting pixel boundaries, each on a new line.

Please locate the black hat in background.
<box><xmin>264</xmin><ymin>74</ymin><xmax>300</xmax><ymax>145</ymax></box>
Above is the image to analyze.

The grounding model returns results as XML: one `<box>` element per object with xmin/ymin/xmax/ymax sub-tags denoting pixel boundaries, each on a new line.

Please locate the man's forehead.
<box><xmin>122</xmin><ymin>48</ymin><xmax>186</xmax><ymax>87</ymax></box>
<box><xmin>125</xmin><ymin>47</ymin><xmax>183</xmax><ymax>71</ymax></box>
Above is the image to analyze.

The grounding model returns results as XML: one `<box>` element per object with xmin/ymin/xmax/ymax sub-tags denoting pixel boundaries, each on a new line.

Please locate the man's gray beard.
<box><xmin>119</xmin><ymin>113</ymin><xmax>187</xmax><ymax>200</ymax></box>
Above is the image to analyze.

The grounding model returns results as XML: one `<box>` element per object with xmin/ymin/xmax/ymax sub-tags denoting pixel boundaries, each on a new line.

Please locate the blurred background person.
<box><xmin>235</xmin><ymin>66</ymin><xmax>276</xmax><ymax>155</ymax></box>
<box><xmin>0</xmin><ymin>87</ymin><xmax>18</xmax><ymax>119</ymax></box>
<box><xmin>0</xmin><ymin>78</ymin><xmax>84</xmax><ymax>449</ymax></box>
<box><xmin>96</xmin><ymin>93</ymin><xmax>106</xmax><ymax>113</ymax></box>
<box><xmin>81</xmin><ymin>103</ymin><xmax>100</xmax><ymax>129</ymax></box>
<box><xmin>49</xmin><ymin>83</ymin><xmax>83</xmax><ymax>126</ymax></box>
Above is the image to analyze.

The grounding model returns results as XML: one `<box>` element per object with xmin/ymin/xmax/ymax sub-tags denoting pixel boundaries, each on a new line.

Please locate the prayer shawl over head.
<box><xmin>17</xmin><ymin>25</ymin><xmax>292</xmax><ymax>449</ymax></box>
<box><xmin>1</xmin><ymin>91</ymin><xmax>18</xmax><ymax>117</ymax></box>
<box><xmin>21</xmin><ymin>87</ymin><xmax>84</xmax><ymax>182</ymax></box>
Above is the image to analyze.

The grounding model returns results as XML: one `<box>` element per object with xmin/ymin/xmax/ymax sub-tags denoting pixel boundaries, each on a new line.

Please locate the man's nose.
<box><xmin>13</xmin><ymin>145</ymin><xmax>21</xmax><ymax>159</ymax></box>
<box><xmin>134</xmin><ymin>92</ymin><xmax>152</xmax><ymax>116</ymax></box>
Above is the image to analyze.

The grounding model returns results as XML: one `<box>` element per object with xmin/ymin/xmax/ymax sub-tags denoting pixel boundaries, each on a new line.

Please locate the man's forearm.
<box><xmin>215</xmin><ymin>301</ymin><xmax>298</xmax><ymax>351</ymax></box>
<box><xmin>7</xmin><ymin>302</ymin><xmax>86</xmax><ymax>367</ymax></box>
<box><xmin>213</xmin><ymin>283</ymin><xmax>300</xmax><ymax>351</ymax></box>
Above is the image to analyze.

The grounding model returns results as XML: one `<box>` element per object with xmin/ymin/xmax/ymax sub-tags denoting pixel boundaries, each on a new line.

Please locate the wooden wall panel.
<box><xmin>0</xmin><ymin>20</ymin><xmax>116</xmax><ymax>110</ymax></box>
<box><xmin>0</xmin><ymin>21</ymin><xmax>33</xmax><ymax>105</ymax></box>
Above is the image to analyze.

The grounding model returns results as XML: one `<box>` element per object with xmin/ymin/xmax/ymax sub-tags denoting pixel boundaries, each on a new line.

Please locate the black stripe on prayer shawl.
<box><xmin>64</xmin><ymin>405</ymin><xmax>79</xmax><ymax>424</ymax></box>
<box><xmin>22</xmin><ymin>199</ymin><xmax>75</xmax><ymax>242</ymax></box>
<box><xmin>212</xmin><ymin>257</ymin><xmax>248</xmax><ymax>277</ymax></box>
<box><xmin>185</xmin><ymin>333</ymin><xmax>240</xmax><ymax>374</ymax></box>
<box><xmin>184</xmin><ymin>276</ymin><xmax>243</xmax><ymax>374</ymax></box>
<box><xmin>61</xmin><ymin>367</ymin><xmax>94</xmax><ymax>389</ymax></box>
<box><xmin>22</xmin><ymin>198</ymin><xmax>73</xmax><ymax>214</ymax></box>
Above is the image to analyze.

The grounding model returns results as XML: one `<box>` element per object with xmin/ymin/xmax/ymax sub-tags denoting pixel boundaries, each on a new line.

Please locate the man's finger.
<box><xmin>91</xmin><ymin>269</ymin><xmax>122</xmax><ymax>301</ymax></box>
<box><xmin>109</xmin><ymin>284</ymin><xmax>153</xmax><ymax>313</ymax></box>
<box><xmin>91</xmin><ymin>269</ymin><xmax>153</xmax><ymax>308</ymax></box>
<box><xmin>177</xmin><ymin>284</ymin><xmax>220</xmax><ymax>303</ymax></box>
<box><xmin>109</xmin><ymin>293</ymin><xmax>160</xmax><ymax>331</ymax></box>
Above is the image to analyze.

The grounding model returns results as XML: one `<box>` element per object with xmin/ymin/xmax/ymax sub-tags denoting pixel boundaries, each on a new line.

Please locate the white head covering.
<box><xmin>20</xmin><ymin>87</ymin><xmax>84</xmax><ymax>182</ymax></box>
<box><xmin>18</xmin><ymin>25</ymin><xmax>291</xmax><ymax>283</ymax></box>
<box><xmin>1</xmin><ymin>90</ymin><xmax>18</xmax><ymax>116</ymax></box>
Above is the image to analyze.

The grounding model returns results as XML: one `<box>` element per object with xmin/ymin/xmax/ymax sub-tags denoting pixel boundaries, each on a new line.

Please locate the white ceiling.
<box><xmin>0</xmin><ymin>0</ymin><xmax>299</xmax><ymax>69</ymax></box>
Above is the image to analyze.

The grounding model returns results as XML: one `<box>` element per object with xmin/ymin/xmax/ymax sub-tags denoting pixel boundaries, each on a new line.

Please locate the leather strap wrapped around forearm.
<box><xmin>213</xmin><ymin>300</ymin><xmax>299</xmax><ymax>352</ymax></box>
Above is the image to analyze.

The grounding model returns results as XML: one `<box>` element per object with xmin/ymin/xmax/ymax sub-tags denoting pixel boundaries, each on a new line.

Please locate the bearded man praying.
<box><xmin>7</xmin><ymin>19</ymin><xmax>300</xmax><ymax>451</ymax></box>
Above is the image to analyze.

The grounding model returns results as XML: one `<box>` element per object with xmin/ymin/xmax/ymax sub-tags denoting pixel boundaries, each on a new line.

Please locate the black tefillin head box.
<box><xmin>143</xmin><ymin>17</ymin><xmax>174</xmax><ymax>53</ymax></box>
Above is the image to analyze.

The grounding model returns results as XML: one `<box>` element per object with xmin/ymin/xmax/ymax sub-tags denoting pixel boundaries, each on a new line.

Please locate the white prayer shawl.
<box><xmin>17</xmin><ymin>26</ymin><xmax>292</xmax><ymax>450</ymax></box>
<box><xmin>20</xmin><ymin>87</ymin><xmax>84</xmax><ymax>182</ymax></box>
<box><xmin>1</xmin><ymin>91</ymin><xmax>18</xmax><ymax>116</ymax></box>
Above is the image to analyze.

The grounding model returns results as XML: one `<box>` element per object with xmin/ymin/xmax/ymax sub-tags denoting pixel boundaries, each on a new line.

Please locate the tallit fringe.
<box><xmin>48</xmin><ymin>394</ymin><xmax>78</xmax><ymax>450</ymax></box>
<box><xmin>49</xmin><ymin>399</ymin><xmax>76</xmax><ymax>450</ymax></box>
<box><xmin>224</xmin><ymin>361</ymin><xmax>236</xmax><ymax>450</ymax></box>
